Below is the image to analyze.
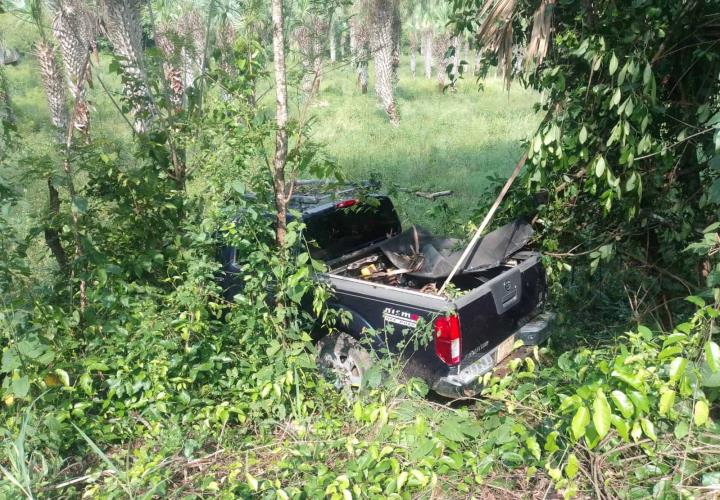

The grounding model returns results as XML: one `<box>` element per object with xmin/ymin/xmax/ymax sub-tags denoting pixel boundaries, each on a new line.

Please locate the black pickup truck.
<box><xmin>219</xmin><ymin>183</ymin><xmax>551</xmax><ymax>397</ymax></box>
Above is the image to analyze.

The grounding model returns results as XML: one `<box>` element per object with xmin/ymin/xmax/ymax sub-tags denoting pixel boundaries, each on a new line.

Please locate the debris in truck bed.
<box><xmin>379</xmin><ymin>220</ymin><xmax>533</xmax><ymax>279</ymax></box>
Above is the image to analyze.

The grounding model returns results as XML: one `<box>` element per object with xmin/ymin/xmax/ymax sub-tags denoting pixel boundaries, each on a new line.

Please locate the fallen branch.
<box><xmin>414</xmin><ymin>190</ymin><xmax>453</xmax><ymax>200</ymax></box>
<box><xmin>396</xmin><ymin>187</ymin><xmax>454</xmax><ymax>200</ymax></box>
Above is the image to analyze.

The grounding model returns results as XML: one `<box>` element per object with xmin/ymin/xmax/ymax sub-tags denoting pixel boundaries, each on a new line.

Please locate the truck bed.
<box><xmin>322</xmin><ymin>247</ymin><xmax>546</xmax><ymax>392</ymax></box>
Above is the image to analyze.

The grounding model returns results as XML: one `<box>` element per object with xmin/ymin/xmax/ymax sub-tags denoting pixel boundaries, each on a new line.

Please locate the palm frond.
<box><xmin>474</xmin><ymin>0</ymin><xmax>516</xmax><ymax>88</ymax></box>
<box><xmin>525</xmin><ymin>0</ymin><xmax>555</xmax><ymax>70</ymax></box>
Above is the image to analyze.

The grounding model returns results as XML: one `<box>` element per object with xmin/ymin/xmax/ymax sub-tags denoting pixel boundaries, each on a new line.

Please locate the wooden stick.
<box><xmin>438</xmin><ymin>153</ymin><xmax>528</xmax><ymax>294</ymax></box>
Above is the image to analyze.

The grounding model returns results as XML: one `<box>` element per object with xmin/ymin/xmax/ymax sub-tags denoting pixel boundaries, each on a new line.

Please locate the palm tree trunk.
<box><xmin>391</xmin><ymin>7</ymin><xmax>401</xmax><ymax>84</ymax></box>
<box><xmin>358</xmin><ymin>62</ymin><xmax>369</xmax><ymax>94</ymax></box>
<box><xmin>271</xmin><ymin>0</ymin><xmax>288</xmax><ymax>246</ymax></box>
<box><xmin>350</xmin><ymin>17</ymin><xmax>369</xmax><ymax>94</ymax></box>
<box><xmin>434</xmin><ymin>34</ymin><xmax>451</xmax><ymax>93</ymax></box>
<box><xmin>474</xmin><ymin>49</ymin><xmax>482</xmax><ymax>75</ymax></box>
<box><xmin>329</xmin><ymin>19</ymin><xmax>337</xmax><ymax>63</ymax></box>
<box><xmin>369</xmin><ymin>0</ymin><xmax>399</xmax><ymax>125</ymax></box>
<box><xmin>452</xmin><ymin>35</ymin><xmax>460</xmax><ymax>78</ymax></box>
<box><xmin>410</xmin><ymin>44</ymin><xmax>417</xmax><ymax>77</ymax></box>
<box><xmin>423</xmin><ymin>30</ymin><xmax>433</xmax><ymax>79</ymax></box>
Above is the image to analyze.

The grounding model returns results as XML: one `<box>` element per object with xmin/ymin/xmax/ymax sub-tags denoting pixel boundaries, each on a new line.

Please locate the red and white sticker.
<box><xmin>382</xmin><ymin>308</ymin><xmax>419</xmax><ymax>328</ymax></box>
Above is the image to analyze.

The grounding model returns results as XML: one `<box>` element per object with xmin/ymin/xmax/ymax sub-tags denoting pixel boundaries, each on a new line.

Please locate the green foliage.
<box><xmin>453</xmin><ymin>0</ymin><xmax>720</xmax><ymax>319</ymax></box>
<box><xmin>476</xmin><ymin>300</ymin><xmax>720</xmax><ymax>497</ymax></box>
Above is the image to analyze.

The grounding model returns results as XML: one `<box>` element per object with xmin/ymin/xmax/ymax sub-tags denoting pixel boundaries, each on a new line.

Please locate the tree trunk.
<box><xmin>311</xmin><ymin>25</ymin><xmax>323</xmax><ymax>94</ymax></box>
<box><xmin>350</xmin><ymin>16</ymin><xmax>369</xmax><ymax>94</ymax></box>
<box><xmin>434</xmin><ymin>34</ymin><xmax>451</xmax><ymax>93</ymax></box>
<box><xmin>329</xmin><ymin>19</ymin><xmax>336</xmax><ymax>63</ymax></box>
<box><xmin>390</xmin><ymin>7</ymin><xmax>401</xmax><ymax>84</ymax></box>
<box><xmin>44</xmin><ymin>179</ymin><xmax>68</xmax><ymax>273</ymax></box>
<box><xmin>359</xmin><ymin>63</ymin><xmax>369</xmax><ymax>94</ymax></box>
<box><xmin>271</xmin><ymin>0</ymin><xmax>288</xmax><ymax>246</ymax></box>
<box><xmin>452</xmin><ymin>35</ymin><xmax>460</xmax><ymax>78</ymax></box>
<box><xmin>423</xmin><ymin>30</ymin><xmax>433</xmax><ymax>79</ymax></box>
<box><xmin>410</xmin><ymin>47</ymin><xmax>416</xmax><ymax>77</ymax></box>
<box><xmin>369</xmin><ymin>0</ymin><xmax>399</xmax><ymax>126</ymax></box>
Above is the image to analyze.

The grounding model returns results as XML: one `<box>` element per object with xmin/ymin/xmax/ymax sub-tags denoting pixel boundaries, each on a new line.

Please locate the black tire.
<box><xmin>316</xmin><ymin>333</ymin><xmax>372</xmax><ymax>390</ymax></box>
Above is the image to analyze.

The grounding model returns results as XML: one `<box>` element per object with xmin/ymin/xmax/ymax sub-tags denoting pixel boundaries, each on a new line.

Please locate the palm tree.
<box><xmin>177</xmin><ymin>9</ymin><xmax>207</xmax><ymax>91</ymax></box>
<box><xmin>100</xmin><ymin>0</ymin><xmax>153</xmax><ymax>132</ymax></box>
<box><xmin>293</xmin><ymin>8</ymin><xmax>329</xmax><ymax>99</ymax></box>
<box><xmin>155</xmin><ymin>25</ymin><xmax>185</xmax><ymax>110</ymax></box>
<box><xmin>367</xmin><ymin>0</ymin><xmax>399</xmax><ymax>125</ymax></box>
<box><xmin>349</xmin><ymin>8</ymin><xmax>369</xmax><ymax>94</ymax></box>
<box><xmin>406</xmin><ymin>4</ymin><xmax>423</xmax><ymax>78</ymax></box>
<box><xmin>51</xmin><ymin>0</ymin><xmax>96</xmax><ymax>135</ymax></box>
<box><xmin>391</xmin><ymin>6</ymin><xmax>401</xmax><ymax>84</ymax></box>
<box><xmin>433</xmin><ymin>32</ymin><xmax>451</xmax><ymax>92</ymax></box>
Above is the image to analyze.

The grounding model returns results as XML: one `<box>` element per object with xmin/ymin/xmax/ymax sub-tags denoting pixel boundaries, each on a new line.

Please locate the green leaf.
<box><xmin>438</xmin><ymin>420</ymin><xmax>467</xmax><ymax>443</ymax></box>
<box><xmin>640</xmin><ymin>418</ymin><xmax>657</xmax><ymax>441</ymax></box>
<box><xmin>501</xmin><ymin>451</ymin><xmax>524</xmax><ymax>466</ymax></box>
<box><xmin>674</xmin><ymin>421</ymin><xmax>689</xmax><ymax>439</ymax></box>
<box><xmin>579</xmin><ymin>126</ymin><xmax>587</xmax><ymax>145</ymax></box>
<box><xmin>610</xmin><ymin>390</ymin><xmax>635</xmax><ymax>418</ymax></box>
<box><xmin>669</xmin><ymin>357</ymin><xmax>688</xmax><ymax>382</ymax></box>
<box><xmin>705</xmin><ymin>342</ymin><xmax>720</xmax><ymax>372</ymax></box>
<box><xmin>10</xmin><ymin>376</ymin><xmax>29</xmax><ymax>398</ymax></box>
<box><xmin>55</xmin><ymin>368</ymin><xmax>70</xmax><ymax>387</ymax></box>
<box><xmin>544</xmin><ymin>431</ymin><xmax>560</xmax><ymax>453</ymax></box>
<box><xmin>71</xmin><ymin>197</ymin><xmax>88</xmax><ymax>214</ymax></box>
<box><xmin>246</xmin><ymin>472</ymin><xmax>259</xmax><ymax>491</ymax></box>
<box><xmin>396</xmin><ymin>471</ymin><xmax>408</xmax><ymax>492</ymax></box>
<box><xmin>643</xmin><ymin>63</ymin><xmax>652</xmax><ymax>85</ymax></box>
<box><xmin>612</xmin><ymin>370</ymin><xmax>643</xmax><ymax>391</ymax></box>
<box><xmin>595</xmin><ymin>156</ymin><xmax>606</xmax><ymax>177</ymax></box>
<box><xmin>592</xmin><ymin>390</ymin><xmax>612</xmax><ymax>439</ymax></box>
<box><xmin>686</xmin><ymin>296</ymin><xmax>706</xmax><ymax>307</ymax></box>
<box><xmin>571</xmin><ymin>406</ymin><xmax>591</xmax><ymax>440</ymax></box>
<box><xmin>694</xmin><ymin>400</ymin><xmax>710</xmax><ymax>426</ymax></box>
<box><xmin>609</xmin><ymin>53</ymin><xmax>619</xmax><ymax>75</ymax></box>
<box><xmin>1</xmin><ymin>349</ymin><xmax>20</xmax><ymax>372</ymax></box>
<box><xmin>564</xmin><ymin>454</ymin><xmax>579</xmax><ymax>479</ymax></box>
<box><xmin>611</xmin><ymin>414</ymin><xmax>629</xmax><ymax>441</ymax></box>
<box><xmin>231</xmin><ymin>180</ymin><xmax>246</xmax><ymax>194</ymax></box>
<box><xmin>629</xmin><ymin>391</ymin><xmax>650</xmax><ymax>414</ymax></box>
<box><xmin>525</xmin><ymin>436</ymin><xmax>541</xmax><ymax>460</ymax></box>
<box><xmin>659</xmin><ymin>390</ymin><xmax>675</xmax><ymax>416</ymax></box>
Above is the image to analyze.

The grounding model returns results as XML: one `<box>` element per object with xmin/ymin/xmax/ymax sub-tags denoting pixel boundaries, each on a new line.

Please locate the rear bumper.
<box><xmin>432</xmin><ymin>312</ymin><xmax>554</xmax><ymax>398</ymax></box>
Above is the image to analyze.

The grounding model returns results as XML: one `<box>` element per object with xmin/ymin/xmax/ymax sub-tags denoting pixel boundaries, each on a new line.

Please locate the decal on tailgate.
<box><xmin>382</xmin><ymin>307</ymin><xmax>419</xmax><ymax>328</ymax></box>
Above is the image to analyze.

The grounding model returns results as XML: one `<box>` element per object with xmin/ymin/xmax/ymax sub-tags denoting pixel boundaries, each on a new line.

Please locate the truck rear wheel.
<box><xmin>316</xmin><ymin>333</ymin><xmax>372</xmax><ymax>390</ymax></box>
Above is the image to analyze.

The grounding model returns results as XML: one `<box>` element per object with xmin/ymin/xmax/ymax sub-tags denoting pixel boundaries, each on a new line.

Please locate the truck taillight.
<box><xmin>336</xmin><ymin>199</ymin><xmax>358</xmax><ymax>209</ymax></box>
<box><xmin>434</xmin><ymin>315</ymin><xmax>461</xmax><ymax>366</ymax></box>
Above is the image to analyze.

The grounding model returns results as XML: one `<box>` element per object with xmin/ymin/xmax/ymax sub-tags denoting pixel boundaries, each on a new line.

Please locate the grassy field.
<box><xmin>305</xmin><ymin>60</ymin><xmax>539</xmax><ymax>231</ymax></box>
